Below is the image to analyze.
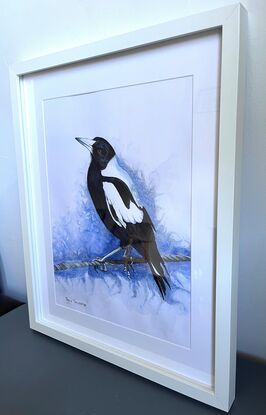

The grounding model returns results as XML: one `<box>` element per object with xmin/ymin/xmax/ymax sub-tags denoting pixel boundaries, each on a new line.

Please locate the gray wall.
<box><xmin>0</xmin><ymin>0</ymin><xmax>265</xmax><ymax>360</ymax></box>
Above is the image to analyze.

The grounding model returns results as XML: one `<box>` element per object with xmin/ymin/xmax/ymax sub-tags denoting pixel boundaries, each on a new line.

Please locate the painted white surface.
<box><xmin>0</xmin><ymin>0</ymin><xmax>265</xmax><ymax>363</ymax></box>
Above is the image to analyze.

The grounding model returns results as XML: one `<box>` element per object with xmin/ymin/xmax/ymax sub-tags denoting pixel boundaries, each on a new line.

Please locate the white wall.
<box><xmin>0</xmin><ymin>0</ymin><xmax>265</xmax><ymax>360</ymax></box>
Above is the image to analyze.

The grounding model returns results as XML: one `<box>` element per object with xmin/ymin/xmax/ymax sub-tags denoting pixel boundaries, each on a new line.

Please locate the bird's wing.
<box><xmin>102</xmin><ymin>177</ymin><xmax>143</xmax><ymax>229</ymax></box>
<box><xmin>101</xmin><ymin>157</ymin><xmax>142</xmax><ymax>207</ymax></box>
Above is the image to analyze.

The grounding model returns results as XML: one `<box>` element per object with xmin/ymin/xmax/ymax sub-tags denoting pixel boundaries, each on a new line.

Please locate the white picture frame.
<box><xmin>10</xmin><ymin>4</ymin><xmax>246</xmax><ymax>412</ymax></box>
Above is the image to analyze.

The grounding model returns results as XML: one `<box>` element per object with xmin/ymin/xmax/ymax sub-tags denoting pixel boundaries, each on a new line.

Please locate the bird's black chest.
<box><xmin>87</xmin><ymin>163</ymin><xmax>107</xmax><ymax>220</ymax></box>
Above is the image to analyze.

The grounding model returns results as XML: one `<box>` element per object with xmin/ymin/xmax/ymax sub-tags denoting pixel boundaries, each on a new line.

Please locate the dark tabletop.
<box><xmin>0</xmin><ymin>305</ymin><xmax>265</xmax><ymax>415</ymax></box>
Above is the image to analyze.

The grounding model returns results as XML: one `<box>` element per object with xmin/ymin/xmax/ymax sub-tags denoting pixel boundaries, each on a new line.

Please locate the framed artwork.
<box><xmin>10</xmin><ymin>4</ymin><xmax>246</xmax><ymax>412</ymax></box>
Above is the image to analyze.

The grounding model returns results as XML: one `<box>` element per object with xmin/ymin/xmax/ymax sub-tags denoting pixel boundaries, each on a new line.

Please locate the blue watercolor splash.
<box><xmin>53</xmin><ymin>158</ymin><xmax>191</xmax><ymax>307</ymax></box>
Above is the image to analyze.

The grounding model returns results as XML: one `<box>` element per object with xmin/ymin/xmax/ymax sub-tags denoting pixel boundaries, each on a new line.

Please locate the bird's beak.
<box><xmin>75</xmin><ymin>137</ymin><xmax>94</xmax><ymax>153</ymax></box>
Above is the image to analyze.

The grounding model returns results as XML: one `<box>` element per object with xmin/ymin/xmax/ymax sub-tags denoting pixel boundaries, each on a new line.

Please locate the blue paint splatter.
<box><xmin>53</xmin><ymin>159</ymin><xmax>191</xmax><ymax>306</ymax></box>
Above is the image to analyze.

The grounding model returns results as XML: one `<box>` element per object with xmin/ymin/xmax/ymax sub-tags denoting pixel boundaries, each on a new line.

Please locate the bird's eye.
<box><xmin>96</xmin><ymin>147</ymin><xmax>107</xmax><ymax>157</ymax></box>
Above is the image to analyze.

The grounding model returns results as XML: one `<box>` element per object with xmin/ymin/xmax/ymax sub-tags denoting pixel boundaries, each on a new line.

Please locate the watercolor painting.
<box><xmin>44</xmin><ymin>76</ymin><xmax>192</xmax><ymax>347</ymax></box>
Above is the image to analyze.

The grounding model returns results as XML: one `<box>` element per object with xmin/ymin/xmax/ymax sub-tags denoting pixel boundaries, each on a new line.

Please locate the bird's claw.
<box><xmin>92</xmin><ymin>258</ymin><xmax>107</xmax><ymax>272</ymax></box>
<box><xmin>123</xmin><ymin>257</ymin><xmax>134</xmax><ymax>279</ymax></box>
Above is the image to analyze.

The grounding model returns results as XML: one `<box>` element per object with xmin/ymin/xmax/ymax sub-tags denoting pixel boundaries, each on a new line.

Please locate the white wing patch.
<box><xmin>103</xmin><ymin>182</ymin><xmax>143</xmax><ymax>228</ymax></box>
<box><xmin>102</xmin><ymin>157</ymin><xmax>142</xmax><ymax>207</ymax></box>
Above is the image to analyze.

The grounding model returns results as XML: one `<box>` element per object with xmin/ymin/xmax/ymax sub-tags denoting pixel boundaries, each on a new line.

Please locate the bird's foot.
<box><xmin>92</xmin><ymin>257</ymin><xmax>108</xmax><ymax>272</ymax></box>
<box><xmin>123</xmin><ymin>257</ymin><xmax>134</xmax><ymax>279</ymax></box>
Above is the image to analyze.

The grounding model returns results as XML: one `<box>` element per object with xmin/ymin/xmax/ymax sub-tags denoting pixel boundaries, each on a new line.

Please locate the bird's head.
<box><xmin>75</xmin><ymin>136</ymin><xmax>115</xmax><ymax>170</ymax></box>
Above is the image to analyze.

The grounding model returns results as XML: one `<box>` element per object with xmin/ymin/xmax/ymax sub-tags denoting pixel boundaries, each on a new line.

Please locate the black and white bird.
<box><xmin>75</xmin><ymin>136</ymin><xmax>170</xmax><ymax>298</ymax></box>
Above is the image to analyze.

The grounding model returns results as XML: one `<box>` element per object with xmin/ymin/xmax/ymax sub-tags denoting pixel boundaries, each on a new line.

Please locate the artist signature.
<box><xmin>65</xmin><ymin>296</ymin><xmax>87</xmax><ymax>308</ymax></box>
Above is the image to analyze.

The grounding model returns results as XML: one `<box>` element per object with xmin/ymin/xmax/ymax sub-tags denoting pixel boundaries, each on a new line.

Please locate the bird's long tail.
<box><xmin>134</xmin><ymin>241</ymin><xmax>170</xmax><ymax>299</ymax></box>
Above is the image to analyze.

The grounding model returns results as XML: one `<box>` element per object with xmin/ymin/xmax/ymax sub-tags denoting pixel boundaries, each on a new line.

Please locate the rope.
<box><xmin>54</xmin><ymin>253</ymin><xmax>191</xmax><ymax>272</ymax></box>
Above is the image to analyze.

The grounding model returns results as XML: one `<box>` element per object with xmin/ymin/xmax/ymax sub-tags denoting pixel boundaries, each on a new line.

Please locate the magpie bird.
<box><xmin>75</xmin><ymin>136</ymin><xmax>170</xmax><ymax>298</ymax></box>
